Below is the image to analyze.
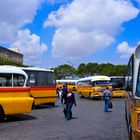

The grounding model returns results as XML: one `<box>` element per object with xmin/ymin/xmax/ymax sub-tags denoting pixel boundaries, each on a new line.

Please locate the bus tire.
<box><xmin>89</xmin><ymin>93</ymin><xmax>93</xmax><ymax>99</ymax></box>
<box><xmin>49</xmin><ymin>103</ymin><xmax>55</xmax><ymax>106</ymax></box>
<box><xmin>32</xmin><ymin>102</ymin><xmax>35</xmax><ymax>110</ymax></box>
<box><xmin>128</xmin><ymin>124</ymin><xmax>132</xmax><ymax>140</ymax></box>
<box><xmin>79</xmin><ymin>92</ymin><xmax>83</xmax><ymax>98</ymax></box>
<box><xmin>0</xmin><ymin>106</ymin><xmax>5</xmax><ymax>121</ymax></box>
<box><xmin>128</xmin><ymin>116</ymin><xmax>132</xmax><ymax>140</ymax></box>
<box><xmin>125</xmin><ymin>104</ymin><xmax>128</xmax><ymax>124</ymax></box>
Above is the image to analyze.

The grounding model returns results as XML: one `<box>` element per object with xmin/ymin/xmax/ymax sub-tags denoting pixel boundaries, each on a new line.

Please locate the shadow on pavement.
<box><xmin>0</xmin><ymin>114</ymin><xmax>36</xmax><ymax>123</ymax></box>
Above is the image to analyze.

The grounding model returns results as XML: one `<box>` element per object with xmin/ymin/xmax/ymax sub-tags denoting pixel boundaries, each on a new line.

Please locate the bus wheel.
<box><xmin>49</xmin><ymin>103</ymin><xmax>55</xmax><ymax>106</ymax></box>
<box><xmin>128</xmin><ymin>115</ymin><xmax>132</xmax><ymax>140</ymax></box>
<box><xmin>0</xmin><ymin>107</ymin><xmax>5</xmax><ymax>121</ymax></box>
<box><xmin>128</xmin><ymin>124</ymin><xmax>132</xmax><ymax>140</ymax></box>
<box><xmin>125</xmin><ymin>104</ymin><xmax>128</xmax><ymax>124</ymax></box>
<box><xmin>89</xmin><ymin>93</ymin><xmax>93</xmax><ymax>99</ymax></box>
<box><xmin>79</xmin><ymin>92</ymin><xmax>83</xmax><ymax>98</ymax></box>
<box><xmin>32</xmin><ymin>102</ymin><xmax>35</xmax><ymax>110</ymax></box>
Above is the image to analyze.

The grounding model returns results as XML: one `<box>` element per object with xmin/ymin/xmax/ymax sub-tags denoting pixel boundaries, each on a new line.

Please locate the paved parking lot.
<box><xmin>0</xmin><ymin>95</ymin><xmax>128</xmax><ymax>140</ymax></box>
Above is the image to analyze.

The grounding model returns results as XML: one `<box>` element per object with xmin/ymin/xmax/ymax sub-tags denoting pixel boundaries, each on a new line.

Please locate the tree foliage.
<box><xmin>54</xmin><ymin>63</ymin><xmax>127</xmax><ymax>79</ymax></box>
<box><xmin>0</xmin><ymin>60</ymin><xmax>24</xmax><ymax>67</ymax></box>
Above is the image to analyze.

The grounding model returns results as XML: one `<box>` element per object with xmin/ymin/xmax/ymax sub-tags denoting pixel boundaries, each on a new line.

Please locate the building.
<box><xmin>0</xmin><ymin>46</ymin><xmax>23</xmax><ymax>65</ymax></box>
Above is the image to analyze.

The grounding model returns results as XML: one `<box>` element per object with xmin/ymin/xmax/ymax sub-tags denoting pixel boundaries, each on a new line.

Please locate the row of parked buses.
<box><xmin>56</xmin><ymin>76</ymin><xmax>125</xmax><ymax>98</ymax></box>
<box><xmin>56</xmin><ymin>79</ymin><xmax>77</xmax><ymax>91</ymax></box>
<box><xmin>0</xmin><ymin>65</ymin><xmax>57</xmax><ymax>120</ymax></box>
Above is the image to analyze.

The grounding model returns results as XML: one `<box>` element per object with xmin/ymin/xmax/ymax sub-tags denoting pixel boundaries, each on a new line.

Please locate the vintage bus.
<box><xmin>125</xmin><ymin>44</ymin><xmax>140</xmax><ymax>140</ymax></box>
<box><xmin>0</xmin><ymin>65</ymin><xmax>34</xmax><ymax>119</ymax></box>
<box><xmin>20</xmin><ymin>67</ymin><xmax>57</xmax><ymax>106</ymax></box>
<box><xmin>77</xmin><ymin>76</ymin><xmax>112</xmax><ymax>99</ymax></box>
<box><xmin>56</xmin><ymin>79</ymin><xmax>77</xmax><ymax>91</ymax></box>
<box><xmin>110</xmin><ymin>76</ymin><xmax>125</xmax><ymax>97</ymax></box>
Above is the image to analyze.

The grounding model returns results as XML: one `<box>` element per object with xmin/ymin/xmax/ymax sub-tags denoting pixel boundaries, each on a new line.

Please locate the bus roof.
<box><xmin>78</xmin><ymin>76</ymin><xmax>110</xmax><ymax>82</ymax></box>
<box><xmin>110</xmin><ymin>76</ymin><xmax>124</xmax><ymax>78</ymax></box>
<box><xmin>20</xmin><ymin>67</ymin><xmax>54</xmax><ymax>72</ymax></box>
<box><xmin>0</xmin><ymin>65</ymin><xmax>27</xmax><ymax>78</ymax></box>
<box><xmin>56</xmin><ymin>79</ymin><xmax>78</xmax><ymax>82</ymax></box>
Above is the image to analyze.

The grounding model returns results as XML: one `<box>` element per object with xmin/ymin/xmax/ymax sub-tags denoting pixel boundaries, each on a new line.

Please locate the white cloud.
<box><xmin>44</xmin><ymin>0</ymin><xmax>139</xmax><ymax>58</ymax></box>
<box><xmin>0</xmin><ymin>0</ymin><xmax>41</xmax><ymax>43</ymax></box>
<box><xmin>52</xmin><ymin>28</ymin><xmax>114</xmax><ymax>58</ymax></box>
<box><xmin>47</xmin><ymin>0</ymin><xmax>69</xmax><ymax>4</ymax></box>
<box><xmin>10</xmin><ymin>29</ymin><xmax>48</xmax><ymax>65</ymax></box>
<box><xmin>117</xmin><ymin>41</ymin><xmax>135</xmax><ymax>58</ymax></box>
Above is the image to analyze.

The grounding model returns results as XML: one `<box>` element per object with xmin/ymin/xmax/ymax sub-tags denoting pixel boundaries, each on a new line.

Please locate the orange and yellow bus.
<box><xmin>110</xmin><ymin>76</ymin><xmax>125</xmax><ymax>97</ymax></box>
<box><xmin>0</xmin><ymin>65</ymin><xmax>34</xmax><ymax>120</ymax></box>
<box><xmin>125</xmin><ymin>44</ymin><xmax>140</xmax><ymax>140</ymax></box>
<box><xmin>21</xmin><ymin>67</ymin><xmax>57</xmax><ymax>106</ymax></box>
<box><xmin>77</xmin><ymin>75</ymin><xmax>112</xmax><ymax>99</ymax></box>
<box><xmin>56</xmin><ymin>79</ymin><xmax>77</xmax><ymax>91</ymax></box>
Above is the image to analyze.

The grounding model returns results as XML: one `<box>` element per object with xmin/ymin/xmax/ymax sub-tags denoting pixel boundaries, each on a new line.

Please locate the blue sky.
<box><xmin>0</xmin><ymin>0</ymin><xmax>140</xmax><ymax>68</ymax></box>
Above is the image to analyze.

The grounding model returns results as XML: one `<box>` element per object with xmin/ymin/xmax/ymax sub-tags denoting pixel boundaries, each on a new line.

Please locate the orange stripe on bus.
<box><xmin>30</xmin><ymin>87</ymin><xmax>56</xmax><ymax>90</ymax></box>
<box><xmin>0</xmin><ymin>87</ymin><xmax>30</xmax><ymax>92</ymax></box>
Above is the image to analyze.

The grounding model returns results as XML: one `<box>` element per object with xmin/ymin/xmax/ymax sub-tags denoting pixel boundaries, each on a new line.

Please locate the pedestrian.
<box><xmin>65</xmin><ymin>88</ymin><xmax>76</xmax><ymax>120</ymax></box>
<box><xmin>61</xmin><ymin>85</ymin><xmax>68</xmax><ymax>117</ymax></box>
<box><xmin>57</xmin><ymin>87</ymin><xmax>60</xmax><ymax>98</ymax></box>
<box><xmin>61</xmin><ymin>84</ymin><xmax>68</xmax><ymax>104</ymax></box>
<box><xmin>103</xmin><ymin>86</ymin><xmax>111</xmax><ymax>112</ymax></box>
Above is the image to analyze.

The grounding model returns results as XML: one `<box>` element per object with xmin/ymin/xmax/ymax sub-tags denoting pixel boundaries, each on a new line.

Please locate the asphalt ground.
<box><xmin>0</xmin><ymin>95</ymin><xmax>128</xmax><ymax>140</ymax></box>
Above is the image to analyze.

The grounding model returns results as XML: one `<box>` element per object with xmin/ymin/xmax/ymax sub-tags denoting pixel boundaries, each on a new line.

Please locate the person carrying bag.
<box><xmin>108</xmin><ymin>100</ymin><xmax>113</xmax><ymax>109</ymax></box>
<box><xmin>103</xmin><ymin>87</ymin><xmax>112</xmax><ymax>112</ymax></box>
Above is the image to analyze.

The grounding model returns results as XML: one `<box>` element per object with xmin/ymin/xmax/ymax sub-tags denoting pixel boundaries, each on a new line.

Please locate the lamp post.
<box><xmin>67</xmin><ymin>60</ymin><xmax>74</xmax><ymax>68</ymax></box>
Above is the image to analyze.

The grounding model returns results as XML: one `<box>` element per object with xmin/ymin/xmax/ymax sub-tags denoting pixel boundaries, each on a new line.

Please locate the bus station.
<box><xmin>0</xmin><ymin>1</ymin><xmax>140</xmax><ymax>139</ymax></box>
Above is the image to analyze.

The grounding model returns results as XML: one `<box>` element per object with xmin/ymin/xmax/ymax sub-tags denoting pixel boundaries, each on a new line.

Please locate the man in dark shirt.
<box><xmin>65</xmin><ymin>89</ymin><xmax>76</xmax><ymax>120</ymax></box>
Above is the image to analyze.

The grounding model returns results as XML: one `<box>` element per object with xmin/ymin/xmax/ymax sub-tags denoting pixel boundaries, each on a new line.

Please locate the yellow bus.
<box><xmin>110</xmin><ymin>76</ymin><xmax>125</xmax><ymax>97</ymax></box>
<box><xmin>77</xmin><ymin>76</ymin><xmax>112</xmax><ymax>99</ymax></box>
<box><xmin>0</xmin><ymin>65</ymin><xmax>34</xmax><ymax>120</ymax></box>
<box><xmin>125</xmin><ymin>44</ymin><xmax>140</xmax><ymax>140</ymax></box>
<box><xmin>56</xmin><ymin>79</ymin><xmax>77</xmax><ymax>91</ymax></box>
<box><xmin>21</xmin><ymin>67</ymin><xmax>57</xmax><ymax>106</ymax></box>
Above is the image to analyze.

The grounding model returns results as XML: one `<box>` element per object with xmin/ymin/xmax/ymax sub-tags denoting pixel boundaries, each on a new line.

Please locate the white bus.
<box><xmin>56</xmin><ymin>79</ymin><xmax>78</xmax><ymax>91</ymax></box>
<box><xmin>110</xmin><ymin>76</ymin><xmax>125</xmax><ymax>97</ymax></box>
<box><xmin>20</xmin><ymin>67</ymin><xmax>57</xmax><ymax>106</ymax></box>
<box><xmin>0</xmin><ymin>65</ymin><xmax>34</xmax><ymax>119</ymax></box>
<box><xmin>125</xmin><ymin>44</ymin><xmax>140</xmax><ymax>140</ymax></box>
<box><xmin>77</xmin><ymin>76</ymin><xmax>112</xmax><ymax>99</ymax></box>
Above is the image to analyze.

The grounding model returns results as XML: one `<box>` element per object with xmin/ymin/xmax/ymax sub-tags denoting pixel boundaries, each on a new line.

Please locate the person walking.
<box><xmin>61</xmin><ymin>85</ymin><xmax>68</xmax><ymax>117</ymax></box>
<box><xmin>65</xmin><ymin>89</ymin><xmax>76</xmax><ymax>120</ymax></box>
<box><xmin>61</xmin><ymin>85</ymin><xmax>68</xmax><ymax>104</ymax></box>
<box><xmin>103</xmin><ymin>87</ymin><xmax>111</xmax><ymax>112</ymax></box>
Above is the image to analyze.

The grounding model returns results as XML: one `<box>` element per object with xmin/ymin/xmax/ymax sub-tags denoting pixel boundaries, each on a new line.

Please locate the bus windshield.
<box><xmin>110</xmin><ymin>77</ymin><xmax>124</xmax><ymax>89</ymax></box>
<box><xmin>136</xmin><ymin>66</ymin><xmax>140</xmax><ymax>97</ymax></box>
<box><xmin>92</xmin><ymin>80</ymin><xmax>110</xmax><ymax>86</ymax></box>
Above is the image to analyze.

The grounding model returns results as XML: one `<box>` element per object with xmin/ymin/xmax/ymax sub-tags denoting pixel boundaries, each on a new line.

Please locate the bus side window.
<box><xmin>86</xmin><ymin>80</ymin><xmax>91</xmax><ymax>86</ymax></box>
<box><xmin>6</xmin><ymin>74</ymin><xmax>12</xmax><ymax>87</ymax></box>
<box><xmin>6</xmin><ymin>79</ymin><xmax>12</xmax><ymax>86</ymax></box>
<box><xmin>125</xmin><ymin>78</ymin><xmax>132</xmax><ymax>91</ymax></box>
<box><xmin>136</xmin><ymin>76</ymin><xmax>140</xmax><ymax>96</ymax></box>
<box><xmin>92</xmin><ymin>82</ymin><xmax>95</xmax><ymax>86</ymax></box>
<box><xmin>28</xmin><ymin>73</ymin><xmax>36</xmax><ymax>86</ymax></box>
<box><xmin>137</xmin><ymin>83</ymin><xmax>140</xmax><ymax>95</ymax></box>
<box><xmin>0</xmin><ymin>76</ymin><xmax>6</xmax><ymax>86</ymax></box>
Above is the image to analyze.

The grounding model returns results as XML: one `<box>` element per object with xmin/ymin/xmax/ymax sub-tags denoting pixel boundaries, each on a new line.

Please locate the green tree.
<box><xmin>54</xmin><ymin>64</ymin><xmax>76</xmax><ymax>79</ymax></box>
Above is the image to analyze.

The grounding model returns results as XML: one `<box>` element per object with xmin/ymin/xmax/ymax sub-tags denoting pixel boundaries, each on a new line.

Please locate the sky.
<box><xmin>0</xmin><ymin>0</ymin><xmax>140</xmax><ymax>68</ymax></box>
